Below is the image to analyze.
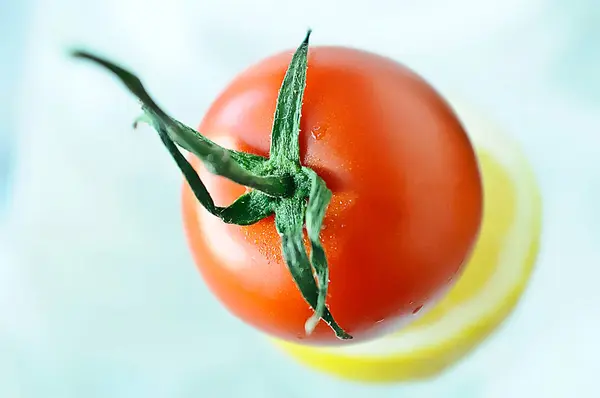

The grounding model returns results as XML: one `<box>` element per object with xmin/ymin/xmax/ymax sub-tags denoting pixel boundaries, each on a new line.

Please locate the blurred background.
<box><xmin>0</xmin><ymin>0</ymin><xmax>599</xmax><ymax>397</ymax></box>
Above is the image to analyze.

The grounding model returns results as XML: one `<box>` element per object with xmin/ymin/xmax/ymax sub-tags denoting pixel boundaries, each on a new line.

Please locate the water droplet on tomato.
<box><xmin>310</xmin><ymin>124</ymin><xmax>328</xmax><ymax>140</ymax></box>
<box><xmin>412</xmin><ymin>305</ymin><xmax>424</xmax><ymax>314</ymax></box>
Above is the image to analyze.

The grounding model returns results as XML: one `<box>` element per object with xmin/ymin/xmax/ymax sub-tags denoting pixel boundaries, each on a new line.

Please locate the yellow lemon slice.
<box><xmin>273</xmin><ymin>99</ymin><xmax>542</xmax><ymax>382</ymax></box>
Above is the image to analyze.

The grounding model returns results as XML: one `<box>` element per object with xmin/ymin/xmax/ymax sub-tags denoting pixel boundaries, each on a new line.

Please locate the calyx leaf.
<box><xmin>274</xmin><ymin>197</ymin><xmax>351</xmax><ymax>339</ymax></box>
<box><xmin>220</xmin><ymin>190</ymin><xmax>274</xmax><ymax>225</ymax></box>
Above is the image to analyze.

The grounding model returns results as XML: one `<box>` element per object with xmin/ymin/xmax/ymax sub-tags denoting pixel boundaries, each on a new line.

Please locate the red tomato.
<box><xmin>182</xmin><ymin>46</ymin><xmax>483</xmax><ymax>345</ymax></box>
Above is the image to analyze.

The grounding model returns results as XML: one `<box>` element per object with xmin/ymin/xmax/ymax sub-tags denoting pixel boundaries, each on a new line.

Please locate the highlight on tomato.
<box><xmin>73</xmin><ymin>30</ymin><xmax>483</xmax><ymax>346</ymax></box>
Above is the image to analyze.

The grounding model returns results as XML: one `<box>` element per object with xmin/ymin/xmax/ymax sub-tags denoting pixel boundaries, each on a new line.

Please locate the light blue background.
<box><xmin>0</xmin><ymin>0</ymin><xmax>599</xmax><ymax>397</ymax></box>
<box><xmin>0</xmin><ymin>1</ymin><xmax>28</xmax><ymax>216</ymax></box>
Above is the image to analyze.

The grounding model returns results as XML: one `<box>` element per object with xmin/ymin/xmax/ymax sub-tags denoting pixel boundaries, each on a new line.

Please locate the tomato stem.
<box><xmin>72</xmin><ymin>30</ymin><xmax>352</xmax><ymax>340</ymax></box>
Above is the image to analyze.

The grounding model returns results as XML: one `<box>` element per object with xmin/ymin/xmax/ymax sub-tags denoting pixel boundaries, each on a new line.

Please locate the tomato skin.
<box><xmin>182</xmin><ymin>46</ymin><xmax>483</xmax><ymax>345</ymax></box>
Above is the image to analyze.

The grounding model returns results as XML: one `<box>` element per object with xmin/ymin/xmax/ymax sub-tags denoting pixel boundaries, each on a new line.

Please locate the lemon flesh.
<box><xmin>273</xmin><ymin>100</ymin><xmax>542</xmax><ymax>382</ymax></box>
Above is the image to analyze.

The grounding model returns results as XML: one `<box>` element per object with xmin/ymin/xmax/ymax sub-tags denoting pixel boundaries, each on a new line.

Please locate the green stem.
<box><xmin>72</xmin><ymin>30</ymin><xmax>352</xmax><ymax>340</ymax></box>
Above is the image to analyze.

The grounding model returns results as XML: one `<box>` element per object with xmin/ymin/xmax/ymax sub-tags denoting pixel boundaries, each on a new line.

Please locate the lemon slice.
<box><xmin>273</xmin><ymin>99</ymin><xmax>542</xmax><ymax>382</ymax></box>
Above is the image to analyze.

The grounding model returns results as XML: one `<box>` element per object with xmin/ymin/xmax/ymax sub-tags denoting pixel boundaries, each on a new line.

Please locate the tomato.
<box><xmin>182</xmin><ymin>46</ymin><xmax>483</xmax><ymax>345</ymax></box>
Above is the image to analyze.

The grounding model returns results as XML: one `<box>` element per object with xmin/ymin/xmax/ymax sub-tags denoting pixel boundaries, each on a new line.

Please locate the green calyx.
<box><xmin>72</xmin><ymin>30</ymin><xmax>352</xmax><ymax>340</ymax></box>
